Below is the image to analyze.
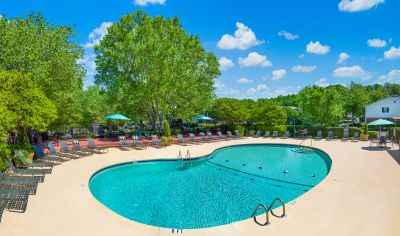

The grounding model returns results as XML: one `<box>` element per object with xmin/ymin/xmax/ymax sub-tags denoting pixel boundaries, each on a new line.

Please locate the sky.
<box><xmin>2</xmin><ymin>0</ymin><xmax>400</xmax><ymax>99</ymax></box>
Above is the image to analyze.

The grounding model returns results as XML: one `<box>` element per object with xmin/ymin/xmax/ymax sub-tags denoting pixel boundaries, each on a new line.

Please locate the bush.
<box><xmin>368</xmin><ymin>131</ymin><xmax>379</xmax><ymax>139</ymax></box>
<box><xmin>247</xmin><ymin>130</ymin><xmax>255</xmax><ymax>136</ymax></box>
<box><xmin>163</xmin><ymin>120</ymin><xmax>171</xmax><ymax>137</ymax></box>
<box><xmin>161</xmin><ymin>136</ymin><xmax>173</xmax><ymax>146</ymax></box>
<box><xmin>363</xmin><ymin>123</ymin><xmax>368</xmax><ymax>134</ymax></box>
<box><xmin>235</xmin><ymin>125</ymin><xmax>245</xmax><ymax>136</ymax></box>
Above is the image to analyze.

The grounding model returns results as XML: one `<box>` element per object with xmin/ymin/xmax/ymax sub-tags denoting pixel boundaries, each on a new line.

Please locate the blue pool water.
<box><xmin>89</xmin><ymin>144</ymin><xmax>331</xmax><ymax>229</ymax></box>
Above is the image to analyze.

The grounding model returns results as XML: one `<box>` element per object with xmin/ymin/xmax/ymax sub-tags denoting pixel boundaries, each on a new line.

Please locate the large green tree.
<box><xmin>0</xmin><ymin>70</ymin><xmax>57</xmax><ymax>145</ymax></box>
<box><xmin>0</xmin><ymin>13</ymin><xmax>84</xmax><ymax>130</ymax></box>
<box><xmin>79</xmin><ymin>86</ymin><xmax>111</xmax><ymax>128</ymax></box>
<box><xmin>95</xmin><ymin>11</ymin><xmax>220</xmax><ymax>130</ymax></box>
<box><xmin>208</xmin><ymin>98</ymin><xmax>250</xmax><ymax>123</ymax></box>
<box><xmin>344</xmin><ymin>82</ymin><xmax>369</xmax><ymax>124</ymax></box>
<box><xmin>299</xmin><ymin>86</ymin><xmax>343</xmax><ymax>126</ymax></box>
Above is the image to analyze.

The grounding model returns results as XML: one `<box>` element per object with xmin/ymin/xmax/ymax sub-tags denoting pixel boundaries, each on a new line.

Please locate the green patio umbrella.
<box><xmin>104</xmin><ymin>114</ymin><xmax>131</xmax><ymax>120</ymax></box>
<box><xmin>368</xmin><ymin>119</ymin><xmax>395</xmax><ymax>137</ymax></box>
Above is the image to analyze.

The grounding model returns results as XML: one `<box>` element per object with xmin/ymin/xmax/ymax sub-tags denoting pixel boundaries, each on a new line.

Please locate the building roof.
<box><xmin>366</xmin><ymin>96</ymin><xmax>400</xmax><ymax>107</ymax></box>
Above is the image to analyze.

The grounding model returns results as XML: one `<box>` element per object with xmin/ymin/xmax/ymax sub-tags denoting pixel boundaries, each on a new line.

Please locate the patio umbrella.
<box><xmin>195</xmin><ymin>115</ymin><xmax>213</xmax><ymax>121</ymax></box>
<box><xmin>104</xmin><ymin>114</ymin><xmax>131</xmax><ymax>120</ymax></box>
<box><xmin>368</xmin><ymin>119</ymin><xmax>395</xmax><ymax>137</ymax></box>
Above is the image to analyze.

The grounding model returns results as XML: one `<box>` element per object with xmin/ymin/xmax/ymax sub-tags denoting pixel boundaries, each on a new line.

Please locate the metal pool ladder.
<box><xmin>293</xmin><ymin>136</ymin><xmax>313</xmax><ymax>152</ymax></box>
<box><xmin>178</xmin><ymin>150</ymin><xmax>192</xmax><ymax>169</ymax></box>
<box><xmin>252</xmin><ymin>198</ymin><xmax>286</xmax><ymax>226</ymax></box>
<box><xmin>185</xmin><ymin>149</ymin><xmax>192</xmax><ymax>168</ymax></box>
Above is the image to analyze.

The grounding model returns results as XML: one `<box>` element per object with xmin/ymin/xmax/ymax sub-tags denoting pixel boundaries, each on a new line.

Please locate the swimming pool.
<box><xmin>89</xmin><ymin>144</ymin><xmax>331</xmax><ymax>229</ymax></box>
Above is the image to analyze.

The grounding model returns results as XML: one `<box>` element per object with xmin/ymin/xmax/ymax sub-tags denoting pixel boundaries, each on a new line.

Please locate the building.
<box><xmin>365</xmin><ymin>96</ymin><xmax>400</xmax><ymax>122</ymax></box>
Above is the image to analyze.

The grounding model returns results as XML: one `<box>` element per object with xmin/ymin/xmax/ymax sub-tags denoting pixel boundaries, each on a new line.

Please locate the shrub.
<box><xmin>368</xmin><ymin>131</ymin><xmax>379</xmax><ymax>139</ymax></box>
<box><xmin>161</xmin><ymin>136</ymin><xmax>173</xmax><ymax>146</ymax></box>
<box><xmin>363</xmin><ymin>123</ymin><xmax>368</xmax><ymax>134</ymax></box>
<box><xmin>163</xmin><ymin>120</ymin><xmax>171</xmax><ymax>137</ymax></box>
<box><xmin>247</xmin><ymin>130</ymin><xmax>255</xmax><ymax>136</ymax></box>
<box><xmin>235</xmin><ymin>125</ymin><xmax>245</xmax><ymax>136</ymax></box>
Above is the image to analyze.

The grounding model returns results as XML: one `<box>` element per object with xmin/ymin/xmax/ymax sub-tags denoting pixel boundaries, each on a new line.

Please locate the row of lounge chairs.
<box><xmin>252</xmin><ymin>130</ymin><xmax>361</xmax><ymax>141</ymax></box>
<box><xmin>176</xmin><ymin>131</ymin><xmax>242</xmax><ymax>146</ymax></box>
<box><xmin>0</xmin><ymin>138</ymin><xmax>109</xmax><ymax>222</ymax></box>
<box><xmin>253</xmin><ymin>131</ymin><xmax>289</xmax><ymax>138</ymax></box>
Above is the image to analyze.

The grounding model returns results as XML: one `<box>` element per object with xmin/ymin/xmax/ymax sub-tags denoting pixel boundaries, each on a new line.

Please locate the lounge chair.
<box><xmin>281</xmin><ymin>131</ymin><xmax>290</xmax><ymax>139</ymax></box>
<box><xmin>86</xmin><ymin>138</ymin><xmax>108</xmax><ymax>153</ymax></box>
<box><xmin>0</xmin><ymin>187</ymin><xmax>30</xmax><ymax>212</ymax></box>
<box><xmin>272</xmin><ymin>131</ymin><xmax>279</xmax><ymax>138</ymax></box>
<box><xmin>199</xmin><ymin>132</ymin><xmax>208</xmax><ymax>142</ymax></box>
<box><xmin>59</xmin><ymin>140</ymin><xmax>88</xmax><ymax>157</ymax></box>
<box><xmin>315</xmin><ymin>130</ymin><xmax>323</xmax><ymax>140</ymax></box>
<box><xmin>134</xmin><ymin>130</ymin><xmax>143</xmax><ymax>140</ymax></box>
<box><xmin>33</xmin><ymin>144</ymin><xmax>67</xmax><ymax>164</ymax></box>
<box><xmin>235</xmin><ymin>130</ymin><xmax>243</xmax><ymax>139</ymax></box>
<box><xmin>152</xmin><ymin>135</ymin><xmax>163</xmax><ymax>148</ymax></box>
<box><xmin>0</xmin><ymin>205</ymin><xmax>4</xmax><ymax>222</ymax></box>
<box><xmin>0</xmin><ymin>172</ymin><xmax>38</xmax><ymax>195</ymax></box>
<box><xmin>71</xmin><ymin>139</ymin><xmax>93</xmax><ymax>154</ymax></box>
<box><xmin>118</xmin><ymin>136</ymin><xmax>132</xmax><ymax>151</ymax></box>
<box><xmin>144</xmin><ymin>131</ymin><xmax>151</xmax><ymax>139</ymax></box>
<box><xmin>217</xmin><ymin>132</ymin><xmax>227</xmax><ymax>140</ymax></box>
<box><xmin>352</xmin><ymin>132</ymin><xmax>359</xmax><ymax>142</ymax></box>
<box><xmin>45</xmin><ymin>142</ymin><xmax>75</xmax><ymax>159</ymax></box>
<box><xmin>263</xmin><ymin>131</ymin><xmax>271</xmax><ymax>138</ymax></box>
<box><xmin>177</xmin><ymin>134</ymin><xmax>190</xmax><ymax>146</ymax></box>
<box><xmin>189</xmin><ymin>133</ymin><xmax>201</xmax><ymax>144</ymax></box>
<box><xmin>326</xmin><ymin>131</ymin><xmax>334</xmax><ymax>141</ymax></box>
<box><xmin>2</xmin><ymin>157</ymin><xmax>45</xmax><ymax>183</ymax></box>
<box><xmin>206</xmin><ymin>132</ymin><xmax>216</xmax><ymax>142</ymax></box>
<box><xmin>132</xmin><ymin>136</ymin><xmax>147</xmax><ymax>150</ymax></box>
<box><xmin>342</xmin><ymin>130</ymin><xmax>349</xmax><ymax>141</ymax></box>
<box><xmin>14</xmin><ymin>150</ymin><xmax>52</xmax><ymax>174</ymax></box>
<box><xmin>227</xmin><ymin>131</ymin><xmax>240</xmax><ymax>139</ymax></box>
<box><xmin>254</xmin><ymin>131</ymin><xmax>261</xmax><ymax>138</ymax></box>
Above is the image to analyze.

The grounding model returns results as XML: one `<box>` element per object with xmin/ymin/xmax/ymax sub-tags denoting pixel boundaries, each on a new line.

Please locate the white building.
<box><xmin>365</xmin><ymin>96</ymin><xmax>400</xmax><ymax>122</ymax></box>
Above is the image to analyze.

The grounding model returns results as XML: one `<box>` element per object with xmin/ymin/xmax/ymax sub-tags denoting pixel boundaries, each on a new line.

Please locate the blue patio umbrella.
<box><xmin>368</xmin><ymin>119</ymin><xmax>395</xmax><ymax>137</ymax></box>
<box><xmin>195</xmin><ymin>115</ymin><xmax>213</xmax><ymax>121</ymax></box>
<box><xmin>104</xmin><ymin>114</ymin><xmax>131</xmax><ymax>120</ymax></box>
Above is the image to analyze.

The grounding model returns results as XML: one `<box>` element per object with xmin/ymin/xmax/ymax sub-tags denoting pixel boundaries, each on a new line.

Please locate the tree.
<box><xmin>344</xmin><ymin>82</ymin><xmax>369</xmax><ymax>124</ymax></box>
<box><xmin>0</xmin><ymin>13</ymin><xmax>84</xmax><ymax>130</ymax></box>
<box><xmin>254</xmin><ymin>101</ymin><xmax>287</xmax><ymax>126</ymax></box>
<box><xmin>0</xmin><ymin>70</ymin><xmax>57</xmax><ymax>145</ymax></box>
<box><xmin>208</xmin><ymin>98</ymin><xmax>250</xmax><ymax>123</ymax></box>
<box><xmin>80</xmin><ymin>86</ymin><xmax>111</xmax><ymax>128</ymax></box>
<box><xmin>299</xmin><ymin>86</ymin><xmax>343</xmax><ymax>126</ymax></box>
<box><xmin>95</xmin><ymin>11</ymin><xmax>220</xmax><ymax>131</ymax></box>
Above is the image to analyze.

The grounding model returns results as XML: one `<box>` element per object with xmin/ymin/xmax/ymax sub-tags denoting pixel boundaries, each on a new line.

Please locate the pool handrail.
<box><xmin>252</xmin><ymin>197</ymin><xmax>286</xmax><ymax>226</ymax></box>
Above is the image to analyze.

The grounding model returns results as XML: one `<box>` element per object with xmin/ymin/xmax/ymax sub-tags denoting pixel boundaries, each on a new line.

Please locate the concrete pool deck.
<box><xmin>1</xmin><ymin>138</ymin><xmax>400</xmax><ymax>236</ymax></box>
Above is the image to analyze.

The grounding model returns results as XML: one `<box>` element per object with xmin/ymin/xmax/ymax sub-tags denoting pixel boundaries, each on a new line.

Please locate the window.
<box><xmin>382</xmin><ymin>107</ymin><xmax>389</xmax><ymax>113</ymax></box>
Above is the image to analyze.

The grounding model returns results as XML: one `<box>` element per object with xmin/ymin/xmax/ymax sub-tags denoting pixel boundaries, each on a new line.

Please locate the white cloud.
<box><xmin>246</xmin><ymin>84</ymin><xmax>301</xmax><ymax>99</ymax></box>
<box><xmin>292</xmin><ymin>65</ymin><xmax>316</xmax><ymax>73</ymax></box>
<box><xmin>338</xmin><ymin>0</ymin><xmax>384</xmax><ymax>12</ymax></box>
<box><xmin>367</xmin><ymin>38</ymin><xmax>387</xmax><ymax>48</ymax></box>
<box><xmin>384</xmin><ymin>46</ymin><xmax>400</xmax><ymax>60</ymax></box>
<box><xmin>315</xmin><ymin>78</ymin><xmax>330</xmax><ymax>87</ymax></box>
<box><xmin>214</xmin><ymin>81</ymin><xmax>240</xmax><ymax>97</ymax></box>
<box><xmin>237</xmin><ymin>78</ymin><xmax>253</xmax><ymax>84</ymax></box>
<box><xmin>217</xmin><ymin>22</ymin><xmax>262</xmax><ymax>50</ymax></box>
<box><xmin>278</xmin><ymin>30</ymin><xmax>299</xmax><ymax>40</ymax></box>
<box><xmin>299</xmin><ymin>54</ymin><xmax>305</xmax><ymax>59</ymax></box>
<box><xmin>133</xmin><ymin>0</ymin><xmax>166</xmax><ymax>6</ymax></box>
<box><xmin>337</xmin><ymin>53</ymin><xmax>350</xmax><ymax>64</ymax></box>
<box><xmin>378</xmin><ymin>70</ymin><xmax>400</xmax><ymax>84</ymax></box>
<box><xmin>85</xmin><ymin>22</ymin><xmax>112</xmax><ymax>48</ymax></box>
<box><xmin>306</xmin><ymin>41</ymin><xmax>330</xmax><ymax>55</ymax></box>
<box><xmin>271</xmin><ymin>69</ymin><xmax>287</xmax><ymax>81</ymax></box>
<box><xmin>238</xmin><ymin>52</ymin><xmax>272</xmax><ymax>67</ymax></box>
<box><xmin>218</xmin><ymin>57</ymin><xmax>235</xmax><ymax>71</ymax></box>
<box><xmin>333</xmin><ymin>65</ymin><xmax>373</xmax><ymax>80</ymax></box>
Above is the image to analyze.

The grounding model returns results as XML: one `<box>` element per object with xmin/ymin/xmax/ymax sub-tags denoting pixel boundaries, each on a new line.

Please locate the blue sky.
<box><xmin>2</xmin><ymin>0</ymin><xmax>400</xmax><ymax>99</ymax></box>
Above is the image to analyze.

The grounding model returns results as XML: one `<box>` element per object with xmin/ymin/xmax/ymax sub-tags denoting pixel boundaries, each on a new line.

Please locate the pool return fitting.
<box><xmin>252</xmin><ymin>198</ymin><xmax>286</xmax><ymax>226</ymax></box>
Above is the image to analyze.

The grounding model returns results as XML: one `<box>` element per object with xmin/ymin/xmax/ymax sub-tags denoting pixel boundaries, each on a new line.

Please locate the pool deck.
<box><xmin>1</xmin><ymin>138</ymin><xmax>400</xmax><ymax>236</ymax></box>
